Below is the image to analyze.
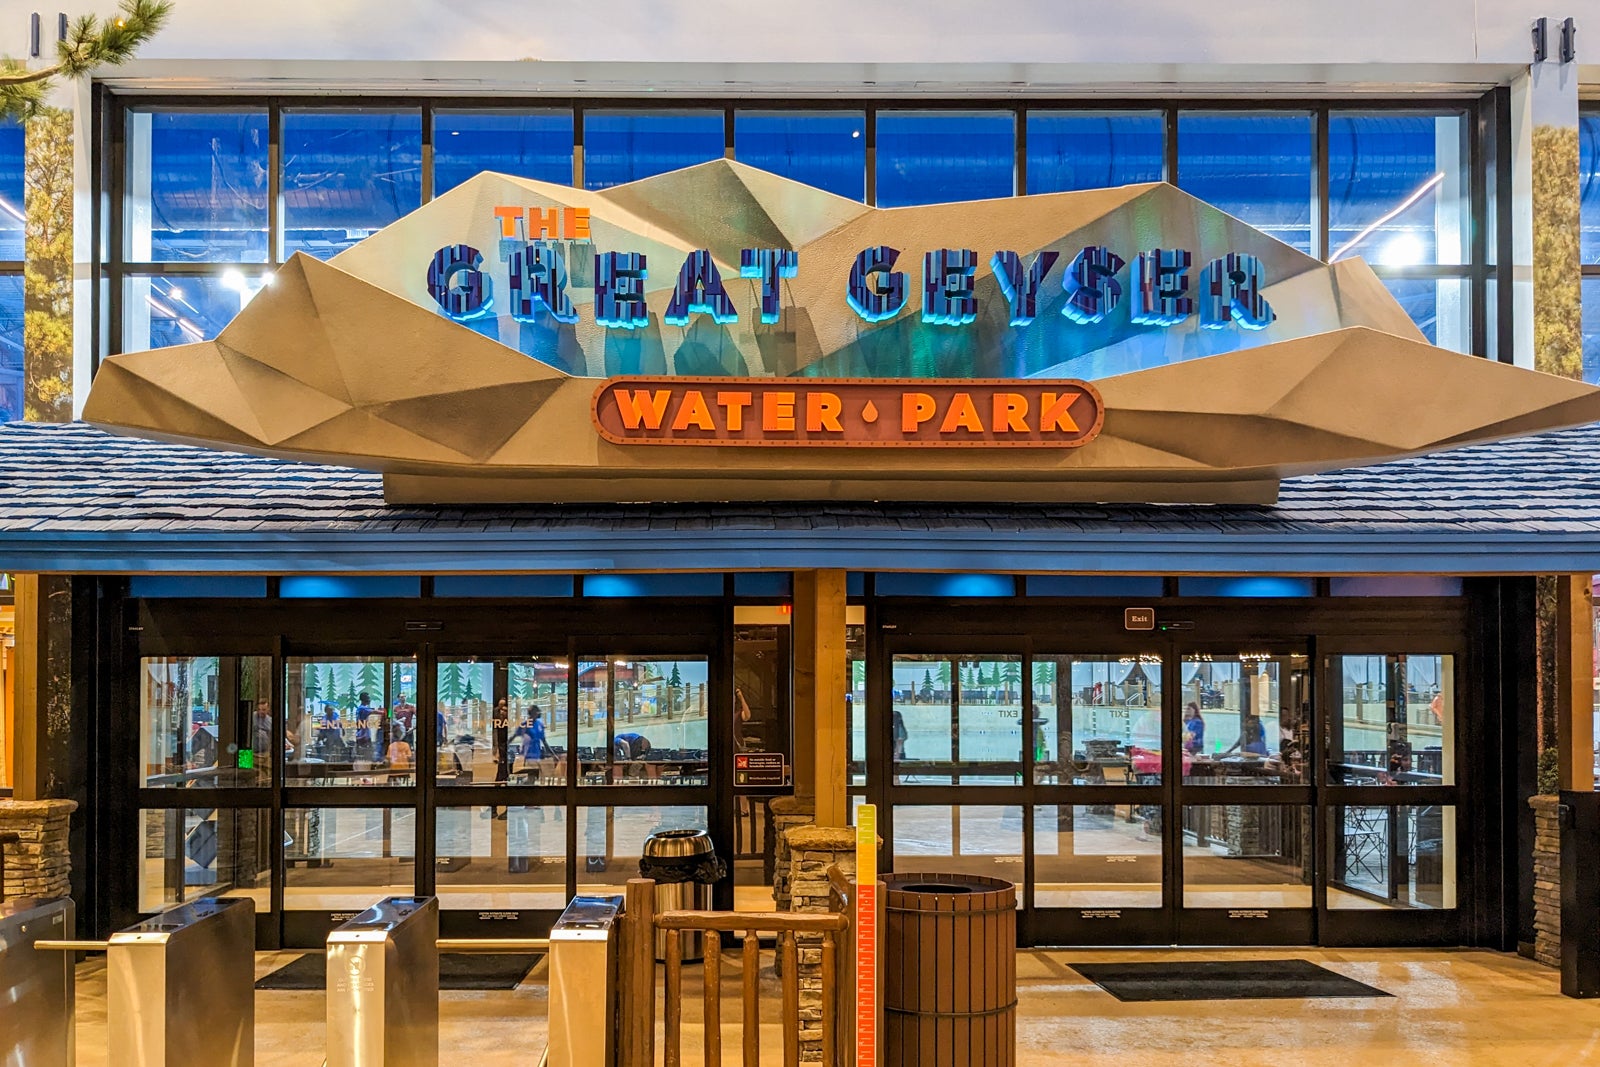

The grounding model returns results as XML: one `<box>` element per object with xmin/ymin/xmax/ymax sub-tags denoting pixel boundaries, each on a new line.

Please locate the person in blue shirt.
<box><xmin>1183</xmin><ymin>702</ymin><xmax>1206</xmax><ymax>754</ymax></box>
<box><xmin>353</xmin><ymin>692</ymin><xmax>377</xmax><ymax>761</ymax></box>
<box><xmin>1224</xmin><ymin>714</ymin><xmax>1270</xmax><ymax>756</ymax></box>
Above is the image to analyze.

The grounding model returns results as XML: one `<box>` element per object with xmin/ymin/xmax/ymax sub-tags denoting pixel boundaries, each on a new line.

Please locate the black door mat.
<box><xmin>257</xmin><ymin>951</ymin><xmax>544</xmax><ymax>991</ymax></box>
<box><xmin>1070</xmin><ymin>959</ymin><xmax>1391</xmax><ymax>1002</ymax></box>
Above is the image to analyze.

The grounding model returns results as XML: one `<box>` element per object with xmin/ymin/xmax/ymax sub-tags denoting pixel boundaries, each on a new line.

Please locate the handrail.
<box><xmin>655</xmin><ymin>909</ymin><xmax>847</xmax><ymax>934</ymax></box>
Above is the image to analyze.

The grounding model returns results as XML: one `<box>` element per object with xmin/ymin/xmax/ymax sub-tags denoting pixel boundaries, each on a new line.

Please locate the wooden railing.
<box><xmin>617</xmin><ymin>874</ymin><xmax>863</xmax><ymax>1067</ymax></box>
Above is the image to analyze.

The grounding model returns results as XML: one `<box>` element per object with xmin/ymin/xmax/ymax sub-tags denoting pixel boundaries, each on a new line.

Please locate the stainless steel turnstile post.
<box><xmin>108</xmin><ymin>896</ymin><xmax>256</xmax><ymax>1067</ymax></box>
<box><xmin>0</xmin><ymin>896</ymin><xmax>75</xmax><ymax>1067</ymax></box>
<box><xmin>547</xmin><ymin>895</ymin><xmax>623</xmax><ymax>1067</ymax></box>
<box><xmin>325</xmin><ymin>896</ymin><xmax>439</xmax><ymax>1067</ymax></box>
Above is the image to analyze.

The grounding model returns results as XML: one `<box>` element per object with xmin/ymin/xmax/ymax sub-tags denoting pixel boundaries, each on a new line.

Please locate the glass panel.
<box><xmin>1327</xmin><ymin>654</ymin><xmax>1454</xmax><ymax>786</ymax></box>
<box><xmin>891</xmin><ymin>654</ymin><xmax>1023</xmax><ymax>785</ymax></box>
<box><xmin>435</xmin><ymin>657</ymin><xmax>497</xmax><ymax>785</ymax></box>
<box><xmin>890</xmin><ymin>805</ymin><xmax>1023</xmax><ymax>900</ymax></box>
<box><xmin>1181</xmin><ymin>804</ymin><xmax>1312</xmax><ymax>908</ymax></box>
<box><xmin>433</xmin><ymin>110</ymin><xmax>574</xmax><ymax>195</ymax></box>
<box><xmin>875</xmin><ymin>111</ymin><xmax>1016</xmax><ymax>207</ymax></box>
<box><xmin>0</xmin><ymin>272</ymin><xmax>21</xmax><ymax>421</ymax></box>
<box><xmin>576</xmin><ymin>657</ymin><xmax>710</xmax><ymax>786</ymax></box>
<box><xmin>1584</xmin><ymin>277</ymin><xmax>1600</xmax><ymax>386</ymax></box>
<box><xmin>734</xmin><ymin>111</ymin><xmax>865</xmax><ymax>201</ymax></box>
<box><xmin>282</xmin><ymin>109</ymin><xmax>423</xmax><ymax>259</ymax></box>
<box><xmin>1025</xmin><ymin>111</ymin><xmax>1164</xmax><ymax>194</ymax></box>
<box><xmin>125</xmin><ymin>110</ymin><xmax>269</xmax><ymax>263</ymax></box>
<box><xmin>435</xmin><ymin>804</ymin><xmax>567</xmax><ymax>911</ymax></box>
<box><xmin>733</xmin><ymin>614</ymin><xmax>793</xmax><ymax>787</ymax></box>
<box><xmin>1329</xmin><ymin>112</ymin><xmax>1469</xmax><ymax>265</ymax></box>
<box><xmin>140</xmin><ymin>656</ymin><xmax>273</xmax><ymax>787</ymax></box>
<box><xmin>1328</xmin><ymin>805</ymin><xmax>1456</xmax><ymax>910</ymax></box>
<box><xmin>1032</xmin><ymin>804</ymin><xmax>1161</xmax><ymax>909</ymax></box>
<box><xmin>1034</xmin><ymin>655</ymin><xmax>1163</xmax><ymax>785</ymax></box>
<box><xmin>1177</xmin><ymin>112</ymin><xmax>1313</xmax><ymax>253</ymax></box>
<box><xmin>1378</xmin><ymin>275</ymin><xmax>1473</xmax><ymax>352</ymax></box>
<box><xmin>138</xmin><ymin>808</ymin><xmax>271</xmax><ymax>913</ymax></box>
<box><xmin>0</xmin><ymin>119</ymin><xmax>21</xmax><ymax>260</ymax></box>
<box><xmin>285</xmin><ymin>656</ymin><xmax>418</xmax><ymax>787</ymax></box>
<box><xmin>1581</xmin><ymin>113</ymin><xmax>1599</xmax><ymax>266</ymax></box>
<box><xmin>848</xmin><ymin>625</ymin><xmax>867</xmax><ymax>787</ymax></box>
<box><xmin>575</xmin><ymin>805</ymin><xmax>708</xmax><ymax>895</ymax></box>
<box><xmin>1181</xmin><ymin>653</ymin><xmax>1310</xmax><ymax>785</ymax></box>
<box><xmin>509</xmin><ymin>659</ymin><xmax>568</xmax><ymax>784</ymax></box>
<box><xmin>122</xmin><ymin>272</ymin><xmax>274</xmax><ymax>351</ymax></box>
<box><xmin>283</xmin><ymin>807</ymin><xmax>415</xmax><ymax>910</ymax></box>
<box><xmin>582</xmin><ymin>111</ymin><xmax>724</xmax><ymax>191</ymax></box>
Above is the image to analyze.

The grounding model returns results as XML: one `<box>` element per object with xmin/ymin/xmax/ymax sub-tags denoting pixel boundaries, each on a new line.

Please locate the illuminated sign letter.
<box><xmin>1199</xmin><ymin>253</ymin><xmax>1275</xmax><ymax>331</ymax></box>
<box><xmin>594</xmin><ymin>252</ymin><xmax>649</xmax><ymax>330</ymax></box>
<box><xmin>847</xmin><ymin>246</ymin><xmax>907</xmax><ymax>323</ymax></box>
<box><xmin>991</xmin><ymin>250</ymin><xmax>1060</xmax><ymax>326</ymax></box>
<box><xmin>740</xmin><ymin>248</ymin><xmax>799</xmax><ymax>324</ymax></box>
<box><xmin>1062</xmin><ymin>246</ymin><xmax>1125</xmax><ymax>325</ymax></box>
<box><xmin>922</xmin><ymin>249</ymin><xmax>978</xmax><ymax>326</ymax></box>
<box><xmin>1132</xmin><ymin>248</ymin><xmax>1194</xmax><ymax>326</ymax></box>
<box><xmin>426</xmin><ymin>244</ymin><xmax>491</xmax><ymax>320</ymax></box>
<box><xmin>509</xmin><ymin>240</ymin><xmax>578</xmax><ymax>324</ymax></box>
<box><xmin>664</xmin><ymin>250</ymin><xmax>738</xmax><ymax>327</ymax></box>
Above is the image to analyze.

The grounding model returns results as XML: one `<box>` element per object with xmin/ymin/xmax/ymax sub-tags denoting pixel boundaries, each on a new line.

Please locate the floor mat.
<box><xmin>1070</xmin><ymin>959</ymin><xmax>1391</xmax><ymax>1002</ymax></box>
<box><xmin>256</xmin><ymin>951</ymin><xmax>543</xmax><ymax>991</ymax></box>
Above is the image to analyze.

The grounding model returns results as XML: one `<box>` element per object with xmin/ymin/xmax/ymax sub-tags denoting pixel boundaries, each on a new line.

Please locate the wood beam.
<box><xmin>794</xmin><ymin>569</ymin><xmax>849</xmax><ymax>826</ymax></box>
<box><xmin>11</xmin><ymin>574</ymin><xmax>40</xmax><ymax>800</ymax></box>
<box><xmin>1556</xmin><ymin>573</ymin><xmax>1595</xmax><ymax>792</ymax></box>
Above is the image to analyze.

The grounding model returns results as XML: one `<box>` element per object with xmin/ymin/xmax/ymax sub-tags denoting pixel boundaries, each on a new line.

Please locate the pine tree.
<box><xmin>304</xmin><ymin>664</ymin><xmax>322</xmax><ymax>701</ymax></box>
<box><xmin>937</xmin><ymin>660</ymin><xmax>951</xmax><ymax>691</ymax></box>
<box><xmin>438</xmin><ymin>661</ymin><xmax>465</xmax><ymax>705</ymax></box>
<box><xmin>1000</xmin><ymin>661</ymin><xmax>1022</xmax><ymax>703</ymax></box>
<box><xmin>1</xmin><ymin>2</ymin><xmax>172</xmax><ymax>121</ymax></box>
<box><xmin>357</xmin><ymin>660</ymin><xmax>383</xmax><ymax>701</ymax></box>
<box><xmin>852</xmin><ymin>660</ymin><xmax>866</xmax><ymax>690</ymax></box>
<box><xmin>511</xmin><ymin>664</ymin><xmax>534</xmax><ymax>701</ymax></box>
<box><xmin>920</xmin><ymin>669</ymin><xmax>934</xmax><ymax>701</ymax></box>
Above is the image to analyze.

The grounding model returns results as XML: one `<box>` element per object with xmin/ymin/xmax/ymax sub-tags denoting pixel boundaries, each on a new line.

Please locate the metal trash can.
<box><xmin>641</xmin><ymin>829</ymin><xmax>725</xmax><ymax>963</ymax></box>
<box><xmin>883</xmin><ymin>873</ymin><xmax>1016</xmax><ymax>1067</ymax></box>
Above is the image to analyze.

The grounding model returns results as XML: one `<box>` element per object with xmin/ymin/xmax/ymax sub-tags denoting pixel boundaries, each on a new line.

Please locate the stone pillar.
<box><xmin>769</xmin><ymin>796</ymin><xmax>815</xmax><ymax>912</ymax></box>
<box><xmin>0</xmin><ymin>799</ymin><xmax>78</xmax><ymax>901</ymax></box>
<box><xmin>784</xmin><ymin>824</ymin><xmax>858</xmax><ymax>1065</ymax></box>
<box><xmin>1530</xmin><ymin>795</ymin><xmax>1561</xmax><ymax>968</ymax></box>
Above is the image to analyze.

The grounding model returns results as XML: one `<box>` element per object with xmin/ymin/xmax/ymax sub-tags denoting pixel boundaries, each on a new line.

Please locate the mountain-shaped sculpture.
<box><xmin>81</xmin><ymin>161</ymin><xmax>1600</xmax><ymax>505</ymax></box>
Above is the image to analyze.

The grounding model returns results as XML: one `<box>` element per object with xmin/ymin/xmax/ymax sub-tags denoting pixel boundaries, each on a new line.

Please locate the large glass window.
<box><xmin>435</xmin><ymin>804</ymin><xmax>567</xmax><ymax>911</ymax></box>
<box><xmin>875</xmin><ymin>111</ymin><xmax>1015</xmax><ymax>207</ymax></box>
<box><xmin>1327</xmin><ymin>654</ymin><xmax>1454</xmax><ymax>786</ymax></box>
<box><xmin>575</xmin><ymin>656</ymin><xmax>710</xmax><ymax>786</ymax></box>
<box><xmin>1034</xmin><ymin>655</ymin><xmax>1163</xmax><ymax>785</ymax></box>
<box><xmin>138</xmin><ymin>808</ymin><xmax>271</xmax><ymax>913</ymax></box>
<box><xmin>1586</xmin><ymin>277</ymin><xmax>1600</xmax><ymax>386</ymax></box>
<box><xmin>433</xmin><ymin>110</ymin><xmax>574</xmax><ymax>195</ymax></box>
<box><xmin>891</xmin><ymin>804</ymin><xmax>1024</xmax><ymax>894</ymax></box>
<box><xmin>1380</xmin><ymin>277</ymin><xmax>1472</xmax><ymax>353</ymax></box>
<box><xmin>1328</xmin><ymin>805</ymin><xmax>1455</xmax><ymax>910</ymax></box>
<box><xmin>734</xmin><ymin>111</ymin><xmax>865</xmax><ymax>201</ymax></box>
<box><xmin>281</xmin><ymin>109</ymin><xmax>423</xmax><ymax>259</ymax></box>
<box><xmin>583</xmin><ymin>111</ymin><xmax>723</xmax><ymax>191</ymax></box>
<box><xmin>1177</xmin><ymin>112</ymin><xmax>1313</xmax><ymax>253</ymax></box>
<box><xmin>1329</xmin><ymin>112</ymin><xmax>1469</xmax><ymax>266</ymax></box>
<box><xmin>0</xmin><ymin>272</ymin><xmax>20</xmax><ymax>421</ymax></box>
<box><xmin>125</xmin><ymin>110</ymin><xmax>269</xmax><ymax>263</ymax></box>
<box><xmin>1180</xmin><ymin>653</ymin><xmax>1310</xmax><ymax>785</ymax></box>
<box><xmin>0</xmin><ymin>117</ymin><xmax>23</xmax><ymax>261</ymax></box>
<box><xmin>733</xmin><ymin>609</ymin><xmax>793</xmax><ymax>787</ymax></box>
<box><xmin>1033</xmin><ymin>804</ymin><xmax>1161</xmax><ymax>909</ymax></box>
<box><xmin>576</xmin><ymin>805</ymin><xmax>708</xmax><ymax>895</ymax></box>
<box><xmin>1026</xmin><ymin>111</ymin><xmax>1163</xmax><ymax>194</ymax></box>
<box><xmin>283</xmin><ymin>806</ymin><xmax>415</xmax><ymax>910</ymax></box>
<box><xmin>121</xmin><ymin>273</ymin><xmax>273</xmax><ymax>351</ymax></box>
<box><xmin>890</xmin><ymin>654</ymin><xmax>1024</xmax><ymax>785</ymax></box>
<box><xmin>285</xmin><ymin>655</ymin><xmax>418</xmax><ymax>787</ymax></box>
<box><xmin>1581</xmin><ymin>113</ymin><xmax>1599</xmax><ymax>266</ymax></box>
<box><xmin>1181</xmin><ymin>804</ymin><xmax>1312</xmax><ymax>908</ymax></box>
<box><xmin>140</xmin><ymin>655</ymin><xmax>273</xmax><ymax>787</ymax></box>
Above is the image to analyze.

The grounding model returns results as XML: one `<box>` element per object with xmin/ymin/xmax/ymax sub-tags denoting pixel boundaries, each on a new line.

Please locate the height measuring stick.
<box><xmin>855</xmin><ymin>803</ymin><xmax>879</xmax><ymax>1065</ymax></box>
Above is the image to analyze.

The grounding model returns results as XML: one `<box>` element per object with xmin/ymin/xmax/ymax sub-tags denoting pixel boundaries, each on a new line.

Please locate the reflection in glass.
<box><xmin>1327</xmin><ymin>655</ymin><xmax>1454</xmax><ymax>786</ymax></box>
<box><xmin>1026</xmin><ymin>111</ymin><xmax>1164</xmax><ymax>194</ymax></box>
<box><xmin>1583</xmin><ymin>278</ymin><xmax>1600</xmax><ymax>385</ymax></box>
<box><xmin>1181</xmin><ymin>804</ymin><xmax>1311</xmax><ymax>908</ymax></box>
<box><xmin>875</xmin><ymin>111</ymin><xmax>1015</xmax><ymax>207</ymax></box>
<box><xmin>734</xmin><ymin>111</ymin><xmax>865</xmax><ymax>201</ymax></box>
<box><xmin>283</xmin><ymin>806</ymin><xmax>415</xmax><ymax>910</ymax></box>
<box><xmin>1177</xmin><ymin>112</ymin><xmax>1313</xmax><ymax>253</ymax></box>
<box><xmin>125</xmin><ymin>110</ymin><xmax>269</xmax><ymax>262</ymax></box>
<box><xmin>0</xmin><ymin>273</ymin><xmax>19</xmax><ymax>421</ymax></box>
<box><xmin>433</xmin><ymin>110</ymin><xmax>574</xmax><ymax>194</ymax></box>
<box><xmin>890</xmin><ymin>654</ymin><xmax>1023</xmax><ymax>785</ymax></box>
<box><xmin>285</xmin><ymin>656</ymin><xmax>418</xmax><ymax>787</ymax></box>
<box><xmin>140</xmin><ymin>655</ymin><xmax>273</xmax><ymax>787</ymax></box>
<box><xmin>575</xmin><ymin>805</ymin><xmax>708</xmax><ymax>895</ymax></box>
<box><xmin>891</xmin><ymin>805</ymin><xmax>1023</xmax><ymax>900</ymax></box>
<box><xmin>0</xmin><ymin>118</ymin><xmax>20</xmax><ymax>260</ymax></box>
<box><xmin>435</xmin><ymin>805</ymin><xmax>567</xmax><ymax>911</ymax></box>
<box><xmin>1180</xmin><ymin>654</ymin><xmax>1310</xmax><ymax>785</ymax></box>
<box><xmin>583</xmin><ymin>111</ymin><xmax>724</xmax><ymax>191</ymax></box>
<box><xmin>122</xmin><ymin>273</ymin><xmax>274</xmax><ymax>352</ymax></box>
<box><xmin>733</xmin><ymin>616</ymin><xmax>793</xmax><ymax>783</ymax></box>
<box><xmin>1328</xmin><ymin>805</ymin><xmax>1455</xmax><ymax>910</ymax></box>
<box><xmin>576</xmin><ymin>657</ymin><xmax>710</xmax><ymax>786</ymax></box>
<box><xmin>282</xmin><ymin>109</ymin><xmax>423</xmax><ymax>259</ymax></box>
<box><xmin>1329</xmin><ymin>113</ymin><xmax>1468</xmax><ymax>266</ymax></box>
<box><xmin>1032</xmin><ymin>805</ymin><xmax>1161</xmax><ymax>909</ymax></box>
<box><xmin>436</xmin><ymin>658</ymin><xmax>497</xmax><ymax>784</ymax></box>
<box><xmin>138</xmin><ymin>808</ymin><xmax>271</xmax><ymax>913</ymax></box>
<box><xmin>848</xmin><ymin>626</ymin><xmax>867</xmax><ymax>787</ymax></box>
<box><xmin>1034</xmin><ymin>655</ymin><xmax>1163</xmax><ymax>785</ymax></box>
<box><xmin>1580</xmin><ymin>113</ymin><xmax>1599</xmax><ymax>266</ymax></box>
<box><xmin>1378</xmin><ymin>276</ymin><xmax>1471</xmax><ymax>353</ymax></box>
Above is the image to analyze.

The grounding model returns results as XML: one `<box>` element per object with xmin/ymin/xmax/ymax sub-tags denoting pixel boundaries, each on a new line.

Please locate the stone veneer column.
<box><xmin>784</xmin><ymin>824</ymin><xmax>859</xmax><ymax>1064</ymax></box>
<box><xmin>1530</xmin><ymin>795</ymin><xmax>1561</xmax><ymax>968</ymax></box>
<box><xmin>0</xmin><ymin>799</ymin><xmax>78</xmax><ymax>901</ymax></box>
<box><xmin>768</xmin><ymin>796</ymin><xmax>816</xmax><ymax>912</ymax></box>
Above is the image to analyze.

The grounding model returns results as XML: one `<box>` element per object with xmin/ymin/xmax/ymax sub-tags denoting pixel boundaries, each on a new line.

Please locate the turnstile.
<box><xmin>0</xmin><ymin>896</ymin><xmax>75</xmax><ymax>1067</ymax></box>
<box><xmin>547</xmin><ymin>895</ymin><xmax>623</xmax><ymax>1067</ymax></box>
<box><xmin>326</xmin><ymin>896</ymin><xmax>439</xmax><ymax>1067</ymax></box>
<box><xmin>108</xmin><ymin>896</ymin><xmax>256</xmax><ymax>1067</ymax></box>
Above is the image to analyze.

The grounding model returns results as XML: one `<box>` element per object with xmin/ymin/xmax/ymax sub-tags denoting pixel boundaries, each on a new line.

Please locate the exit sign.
<box><xmin>1124</xmin><ymin>607</ymin><xmax>1155</xmax><ymax>630</ymax></box>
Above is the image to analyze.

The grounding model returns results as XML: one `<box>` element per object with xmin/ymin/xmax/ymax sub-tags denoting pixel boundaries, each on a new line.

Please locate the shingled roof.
<box><xmin>1</xmin><ymin>421</ymin><xmax>1597</xmax><ymax>575</ymax></box>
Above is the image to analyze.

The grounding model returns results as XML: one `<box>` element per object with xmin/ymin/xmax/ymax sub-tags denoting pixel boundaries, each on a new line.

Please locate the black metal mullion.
<box><xmin>268</xmin><ymin>102</ymin><xmax>283</xmax><ymax>267</ymax></box>
<box><xmin>420</xmin><ymin>100</ymin><xmax>435</xmax><ymax>204</ymax></box>
<box><xmin>1314</xmin><ymin>108</ymin><xmax>1330</xmax><ymax>262</ymax></box>
<box><xmin>864</xmin><ymin>105</ymin><xmax>877</xmax><ymax>207</ymax></box>
<box><xmin>1014</xmin><ymin>107</ymin><xmax>1026</xmax><ymax>196</ymax></box>
<box><xmin>1163</xmin><ymin>106</ymin><xmax>1179</xmax><ymax>185</ymax></box>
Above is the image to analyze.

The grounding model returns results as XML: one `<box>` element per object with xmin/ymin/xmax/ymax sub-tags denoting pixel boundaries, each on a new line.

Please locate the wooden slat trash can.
<box><xmin>884</xmin><ymin>873</ymin><xmax>1016</xmax><ymax>1066</ymax></box>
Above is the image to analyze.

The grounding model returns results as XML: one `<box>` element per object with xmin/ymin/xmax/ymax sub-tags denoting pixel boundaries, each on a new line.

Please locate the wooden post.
<box><xmin>1556</xmin><ymin>574</ymin><xmax>1596</xmax><ymax>792</ymax></box>
<box><xmin>623</xmin><ymin>878</ymin><xmax>657</xmax><ymax>1067</ymax></box>
<box><xmin>794</xmin><ymin>570</ymin><xmax>849</xmax><ymax>827</ymax></box>
<box><xmin>11</xmin><ymin>574</ymin><xmax>40</xmax><ymax>800</ymax></box>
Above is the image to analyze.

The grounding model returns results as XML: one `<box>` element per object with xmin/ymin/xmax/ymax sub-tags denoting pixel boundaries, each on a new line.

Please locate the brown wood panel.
<box><xmin>743</xmin><ymin>932</ymin><xmax>761</xmax><ymax>1067</ymax></box>
<box><xmin>704</xmin><ymin>929</ymin><xmax>722</xmax><ymax>1067</ymax></box>
<box><xmin>665</xmin><ymin>928</ymin><xmax>683</xmax><ymax>1067</ymax></box>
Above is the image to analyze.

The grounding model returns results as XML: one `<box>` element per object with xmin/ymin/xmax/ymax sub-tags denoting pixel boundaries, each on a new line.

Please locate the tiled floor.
<box><xmin>66</xmin><ymin>946</ymin><xmax>1600</xmax><ymax>1065</ymax></box>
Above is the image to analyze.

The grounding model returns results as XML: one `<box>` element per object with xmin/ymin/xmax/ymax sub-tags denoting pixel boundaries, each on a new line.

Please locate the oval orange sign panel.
<box><xmin>592</xmin><ymin>377</ymin><xmax>1104</xmax><ymax>448</ymax></box>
